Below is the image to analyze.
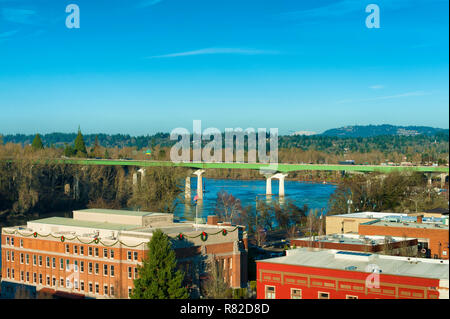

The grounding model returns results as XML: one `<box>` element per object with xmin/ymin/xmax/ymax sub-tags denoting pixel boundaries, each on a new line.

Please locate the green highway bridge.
<box><xmin>7</xmin><ymin>158</ymin><xmax>448</xmax><ymax>199</ymax></box>
<box><xmin>47</xmin><ymin>158</ymin><xmax>449</xmax><ymax>174</ymax></box>
<box><xmin>40</xmin><ymin>159</ymin><xmax>448</xmax><ymax>200</ymax></box>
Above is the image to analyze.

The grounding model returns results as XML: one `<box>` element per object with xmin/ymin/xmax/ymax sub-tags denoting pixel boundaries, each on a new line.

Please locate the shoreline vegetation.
<box><xmin>0</xmin><ymin>129</ymin><xmax>448</xmax><ymax>228</ymax></box>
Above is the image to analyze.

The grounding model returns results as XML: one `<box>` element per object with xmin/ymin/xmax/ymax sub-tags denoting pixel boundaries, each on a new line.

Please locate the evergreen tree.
<box><xmin>64</xmin><ymin>143</ymin><xmax>76</xmax><ymax>157</ymax></box>
<box><xmin>74</xmin><ymin>127</ymin><xmax>87</xmax><ymax>156</ymax></box>
<box><xmin>104</xmin><ymin>149</ymin><xmax>110</xmax><ymax>159</ymax></box>
<box><xmin>31</xmin><ymin>134</ymin><xmax>44</xmax><ymax>150</ymax></box>
<box><xmin>131</xmin><ymin>229</ymin><xmax>189</xmax><ymax>299</ymax></box>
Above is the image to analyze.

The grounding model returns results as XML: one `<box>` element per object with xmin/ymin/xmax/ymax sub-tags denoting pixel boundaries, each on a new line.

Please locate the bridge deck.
<box><xmin>26</xmin><ymin>159</ymin><xmax>450</xmax><ymax>173</ymax></box>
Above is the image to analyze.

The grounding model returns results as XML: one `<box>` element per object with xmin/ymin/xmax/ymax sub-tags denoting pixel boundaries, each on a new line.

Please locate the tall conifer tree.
<box><xmin>31</xmin><ymin>134</ymin><xmax>44</xmax><ymax>150</ymax></box>
<box><xmin>131</xmin><ymin>229</ymin><xmax>189</xmax><ymax>299</ymax></box>
<box><xmin>74</xmin><ymin>126</ymin><xmax>87</xmax><ymax>156</ymax></box>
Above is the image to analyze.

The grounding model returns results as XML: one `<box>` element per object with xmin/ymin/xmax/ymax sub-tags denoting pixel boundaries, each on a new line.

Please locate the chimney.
<box><xmin>207</xmin><ymin>215</ymin><xmax>219</xmax><ymax>225</ymax></box>
<box><xmin>417</xmin><ymin>215</ymin><xmax>423</xmax><ymax>224</ymax></box>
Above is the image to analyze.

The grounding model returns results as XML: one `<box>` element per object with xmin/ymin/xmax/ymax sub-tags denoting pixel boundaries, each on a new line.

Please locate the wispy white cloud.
<box><xmin>136</xmin><ymin>0</ymin><xmax>163</xmax><ymax>8</ymax></box>
<box><xmin>147</xmin><ymin>48</ymin><xmax>280</xmax><ymax>58</ymax></box>
<box><xmin>1</xmin><ymin>8</ymin><xmax>37</xmax><ymax>24</ymax></box>
<box><xmin>0</xmin><ymin>29</ymin><xmax>19</xmax><ymax>38</ymax></box>
<box><xmin>369</xmin><ymin>85</ymin><xmax>385</xmax><ymax>90</ymax></box>
<box><xmin>282</xmin><ymin>0</ymin><xmax>441</xmax><ymax>20</ymax></box>
<box><xmin>337</xmin><ymin>91</ymin><xmax>430</xmax><ymax>104</ymax></box>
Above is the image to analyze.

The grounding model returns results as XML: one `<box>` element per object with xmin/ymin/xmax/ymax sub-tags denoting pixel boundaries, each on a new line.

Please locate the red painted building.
<box><xmin>257</xmin><ymin>248</ymin><xmax>449</xmax><ymax>299</ymax></box>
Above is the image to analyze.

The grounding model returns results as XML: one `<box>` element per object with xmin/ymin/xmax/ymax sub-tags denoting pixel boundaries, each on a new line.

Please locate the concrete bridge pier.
<box><xmin>427</xmin><ymin>173</ymin><xmax>432</xmax><ymax>187</ymax></box>
<box><xmin>193</xmin><ymin>169</ymin><xmax>206</xmax><ymax>200</ymax></box>
<box><xmin>441</xmin><ymin>173</ymin><xmax>448</xmax><ymax>189</ymax></box>
<box><xmin>265</xmin><ymin>175</ymin><xmax>273</xmax><ymax>195</ymax></box>
<box><xmin>273</xmin><ymin>173</ymin><xmax>288</xmax><ymax>197</ymax></box>
<box><xmin>185</xmin><ymin>176</ymin><xmax>191</xmax><ymax>200</ymax></box>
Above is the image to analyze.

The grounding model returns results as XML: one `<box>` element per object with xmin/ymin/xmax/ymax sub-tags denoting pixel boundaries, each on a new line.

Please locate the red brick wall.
<box><xmin>358</xmin><ymin>225</ymin><xmax>449</xmax><ymax>259</ymax></box>
<box><xmin>257</xmin><ymin>261</ymin><xmax>441</xmax><ymax>299</ymax></box>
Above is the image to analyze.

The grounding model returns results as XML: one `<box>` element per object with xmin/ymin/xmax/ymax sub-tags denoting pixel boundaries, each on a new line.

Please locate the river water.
<box><xmin>173</xmin><ymin>178</ymin><xmax>337</xmax><ymax>221</ymax></box>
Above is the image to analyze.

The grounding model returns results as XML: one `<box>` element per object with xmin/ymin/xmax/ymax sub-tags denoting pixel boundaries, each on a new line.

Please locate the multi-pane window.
<box><xmin>95</xmin><ymin>248</ymin><xmax>99</xmax><ymax>257</ymax></box>
<box><xmin>20</xmin><ymin>239</ymin><xmax>23</xmax><ymax>248</ymax></box>
<box><xmin>95</xmin><ymin>283</ymin><xmax>99</xmax><ymax>294</ymax></box>
<box><xmin>60</xmin><ymin>258</ymin><xmax>64</xmax><ymax>270</ymax></box>
<box><xmin>74</xmin><ymin>260</ymin><xmax>78</xmax><ymax>272</ymax></box>
<box><xmin>52</xmin><ymin>277</ymin><xmax>56</xmax><ymax>287</ymax></box>
<box><xmin>265</xmin><ymin>286</ymin><xmax>275</xmax><ymax>299</ymax></box>
<box><xmin>80</xmin><ymin>281</ymin><xmax>85</xmax><ymax>291</ymax></box>
<box><xmin>20</xmin><ymin>271</ymin><xmax>24</xmax><ymax>281</ymax></box>
<box><xmin>88</xmin><ymin>247</ymin><xmax>93</xmax><ymax>256</ymax></box>
<box><xmin>89</xmin><ymin>283</ymin><xmax>93</xmax><ymax>293</ymax></box>
<box><xmin>103</xmin><ymin>249</ymin><xmax>108</xmax><ymax>258</ymax></box>
<box><xmin>110</xmin><ymin>285</ymin><xmax>115</xmax><ymax>297</ymax></box>
<box><xmin>39</xmin><ymin>255</ymin><xmax>42</xmax><ymax>266</ymax></box>
<box><xmin>66</xmin><ymin>259</ymin><xmax>70</xmax><ymax>271</ymax></box>
<box><xmin>127</xmin><ymin>251</ymin><xmax>132</xmax><ymax>260</ymax></box>
<box><xmin>26</xmin><ymin>254</ymin><xmax>29</xmax><ymax>265</ymax></box>
<box><xmin>11</xmin><ymin>251</ymin><xmax>14</xmax><ymax>262</ymax></box>
<box><xmin>6</xmin><ymin>237</ymin><xmax>10</xmax><ymax>245</ymax></box>
<box><xmin>65</xmin><ymin>244</ymin><xmax>70</xmax><ymax>254</ymax></box>
<box><xmin>74</xmin><ymin>245</ymin><xmax>78</xmax><ymax>254</ymax></box>
<box><xmin>110</xmin><ymin>249</ymin><xmax>114</xmax><ymax>259</ymax></box>
<box><xmin>134</xmin><ymin>267</ymin><xmax>138</xmax><ymax>279</ymax></box>
<box><xmin>110</xmin><ymin>265</ymin><xmax>115</xmax><ymax>277</ymax></box>
<box><xmin>80</xmin><ymin>246</ymin><xmax>84</xmax><ymax>255</ymax></box>
<box><xmin>133</xmin><ymin>252</ymin><xmax>138</xmax><ymax>261</ymax></box>
<box><xmin>60</xmin><ymin>278</ymin><xmax>64</xmax><ymax>287</ymax></box>
<box><xmin>12</xmin><ymin>269</ymin><xmax>15</xmax><ymax>279</ymax></box>
<box><xmin>52</xmin><ymin>258</ymin><xmax>56</xmax><ymax>268</ymax></box>
<box><xmin>20</xmin><ymin>253</ymin><xmax>24</xmax><ymax>264</ymax></box>
<box><xmin>291</xmin><ymin>289</ymin><xmax>302</xmax><ymax>299</ymax></box>
<box><xmin>80</xmin><ymin>261</ymin><xmax>84</xmax><ymax>273</ymax></box>
<box><xmin>104</xmin><ymin>285</ymin><xmax>108</xmax><ymax>296</ymax></box>
<box><xmin>46</xmin><ymin>257</ymin><xmax>50</xmax><ymax>268</ymax></box>
<box><xmin>33</xmin><ymin>273</ymin><xmax>37</xmax><ymax>283</ymax></box>
<box><xmin>26</xmin><ymin>272</ymin><xmax>30</xmax><ymax>282</ymax></box>
<box><xmin>46</xmin><ymin>276</ymin><xmax>50</xmax><ymax>286</ymax></box>
<box><xmin>6</xmin><ymin>251</ymin><xmax>10</xmax><ymax>261</ymax></box>
<box><xmin>88</xmin><ymin>262</ymin><xmax>93</xmax><ymax>274</ymax></box>
<box><xmin>11</xmin><ymin>238</ymin><xmax>14</xmax><ymax>246</ymax></box>
<box><xmin>7</xmin><ymin>268</ymin><xmax>10</xmax><ymax>278</ymax></box>
<box><xmin>128</xmin><ymin>267</ymin><xmax>132</xmax><ymax>279</ymax></box>
<box><xmin>33</xmin><ymin>254</ymin><xmax>36</xmax><ymax>265</ymax></box>
<box><xmin>95</xmin><ymin>263</ymin><xmax>99</xmax><ymax>275</ymax></box>
<box><xmin>318</xmin><ymin>292</ymin><xmax>330</xmax><ymax>299</ymax></box>
<box><xmin>39</xmin><ymin>274</ymin><xmax>42</xmax><ymax>284</ymax></box>
<box><xmin>103</xmin><ymin>264</ymin><xmax>108</xmax><ymax>276</ymax></box>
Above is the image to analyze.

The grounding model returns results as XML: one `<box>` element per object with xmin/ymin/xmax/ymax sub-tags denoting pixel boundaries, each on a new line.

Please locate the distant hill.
<box><xmin>321</xmin><ymin>125</ymin><xmax>449</xmax><ymax>138</ymax></box>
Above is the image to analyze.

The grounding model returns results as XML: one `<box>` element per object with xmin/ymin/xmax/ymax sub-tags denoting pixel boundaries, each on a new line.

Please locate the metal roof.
<box><xmin>29</xmin><ymin>217</ymin><xmax>139</xmax><ymax>231</ymax></box>
<box><xmin>257</xmin><ymin>248</ymin><xmax>449</xmax><ymax>280</ymax></box>
<box><xmin>73</xmin><ymin>208</ymin><xmax>162</xmax><ymax>217</ymax></box>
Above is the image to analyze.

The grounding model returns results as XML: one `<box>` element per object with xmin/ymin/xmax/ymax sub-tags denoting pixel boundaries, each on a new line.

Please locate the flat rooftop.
<box><xmin>294</xmin><ymin>234</ymin><xmax>416</xmax><ymax>246</ymax></box>
<box><xmin>258</xmin><ymin>248</ymin><xmax>449</xmax><ymax>280</ymax></box>
<box><xmin>362</xmin><ymin>220</ymin><xmax>449</xmax><ymax>230</ymax></box>
<box><xmin>329</xmin><ymin>212</ymin><xmax>407</xmax><ymax>219</ymax></box>
<box><xmin>29</xmin><ymin>217</ymin><xmax>140</xmax><ymax>231</ymax></box>
<box><xmin>73</xmin><ymin>208</ymin><xmax>162</xmax><ymax>217</ymax></box>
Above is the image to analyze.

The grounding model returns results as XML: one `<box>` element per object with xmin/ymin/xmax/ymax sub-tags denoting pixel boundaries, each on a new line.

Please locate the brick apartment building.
<box><xmin>257</xmin><ymin>248</ymin><xmax>449</xmax><ymax>299</ymax></box>
<box><xmin>1</xmin><ymin>209</ymin><xmax>248</xmax><ymax>299</ymax></box>
<box><xmin>291</xmin><ymin>234</ymin><xmax>418</xmax><ymax>255</ymax></box>
<box><xmin>359</xmin><ymin>215</ymin><xmax>449</xmax><ymax>260</ymax></box>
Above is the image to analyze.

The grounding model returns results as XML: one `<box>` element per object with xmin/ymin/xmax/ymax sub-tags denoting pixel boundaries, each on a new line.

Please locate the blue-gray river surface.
<box><xmin>173</xmin><ymin>178</ymin><xmax>337</xmax><ymax>222</ymax></box>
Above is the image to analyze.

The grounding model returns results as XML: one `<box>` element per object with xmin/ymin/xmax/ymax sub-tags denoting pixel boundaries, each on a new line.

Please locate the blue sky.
<box><xmin>0</xmin><ymin>0</ymin><xmax>448</xmax><ymax>135</ymax></box>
